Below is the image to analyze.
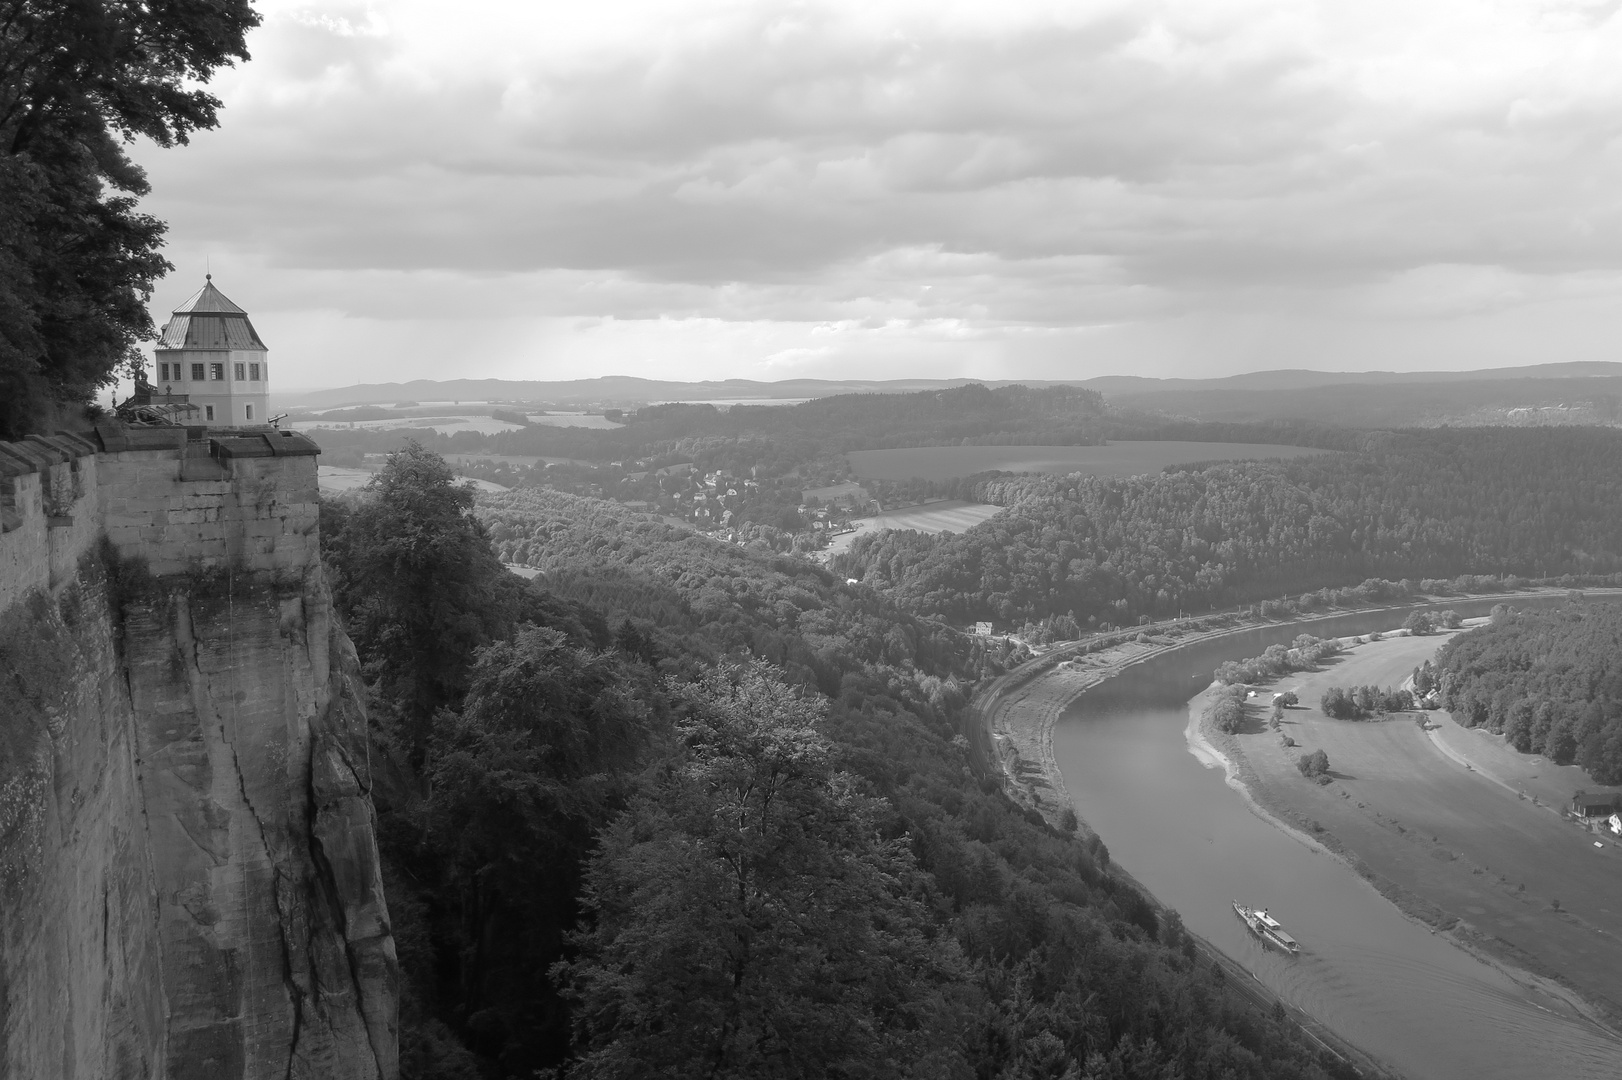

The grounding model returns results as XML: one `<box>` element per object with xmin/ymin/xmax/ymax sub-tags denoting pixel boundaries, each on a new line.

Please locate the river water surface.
<box><xmin>1051</xmin><ymin>603</ymin><xmax>1622</xmax><ymax>1080</ymax></box>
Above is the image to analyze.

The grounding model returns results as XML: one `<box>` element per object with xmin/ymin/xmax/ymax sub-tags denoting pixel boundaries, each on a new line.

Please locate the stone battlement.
<box><xmin>0</xmin><ymin>421</ymin><xmax>320</xmax><ymax>612</ymax></box>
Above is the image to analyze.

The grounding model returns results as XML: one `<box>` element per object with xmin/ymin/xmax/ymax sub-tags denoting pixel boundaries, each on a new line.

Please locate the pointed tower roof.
<box><xmin>156</xmin><ymin>275</ymin><xmax>267</xmax><ymax>350</ymax></box>
<box><xmin>172</xmin><ymin>276</ymin><xmax>249</xmax><ymax>315</ymax></box>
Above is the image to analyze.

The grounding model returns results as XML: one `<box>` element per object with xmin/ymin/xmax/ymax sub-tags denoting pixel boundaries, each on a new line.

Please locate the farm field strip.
<box><xmin>295</xmin><ymin>416</ymin><xmax>526</xmax><ymax>435</ymax></box>
<box><xmin>847</xmin><ymin>440</ymin><xmax>1328</xmax><ymax>481</ymax></box>
<box><xmin>858</xmin><ymin>501</ymin><xmax>1002</xmax><ymax>532</ymax></box>
<box><xmin>319</xmin><ymin>464</ymin><xmax>507</xmax><ymax>493</ymax></box>
<box><xmin>526</xmin><ymin>414</ymin><xmax>624</xmax><ymax>428</ymax></box>
<box><xmin>823</xmin><ymin>500</ymin><xmax>1001</xmax><ymax>556</ymax></box>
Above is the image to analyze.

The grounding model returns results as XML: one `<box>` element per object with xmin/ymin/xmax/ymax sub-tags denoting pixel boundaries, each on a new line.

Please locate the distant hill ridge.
<box><xmin>277</xmin><ymin>362</ymin><xmax>1622</xmax><ymax>410</ymax></box>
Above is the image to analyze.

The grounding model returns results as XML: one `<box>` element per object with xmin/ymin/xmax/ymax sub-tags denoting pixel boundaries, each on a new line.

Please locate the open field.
<box><xmin>295</xmin><ymin>416</ymin><xmax>525</xmax><ymax>436</ymax></box>
<box><xmin>527</xmin><ymin>413</ymin><xmax>624</xmax><ymax>429</ymax></box>
<box><xmin>444</xmin><ymin>453</ymin><xmax>546</xmax><ymax>467</ymax></box>
<box><xmin>847</xmin><ymin>440</ymin><xmax>1328</xmax><ymax>481</ymax></box>
<box><xmin>801</xmin><ymin>481</ymin><xmax>868</xmax><ymax>502</ymax></box>
<box><xmin>823</xmin><ymin>499</ymin><xmax>1000</xmax><ymax>556</ymax></box>
<box><xmin>316</xmin><ymin>466</ymin><xmax>376</xmax><ymax>492</ymax></box>
<box><xmin>654</xmin><ymin>397</ymin><xmax>812</xmax><ymax>409</ymax></box>
<box><xmin>1215</xmin><ymin>630</ymin><xmax>1622</xmax><ymax>1023</ymax></box>
<box><xmin>318</xmin><ymin>465</ymin><xmax>507</xmax><ymax>493</ymax></box>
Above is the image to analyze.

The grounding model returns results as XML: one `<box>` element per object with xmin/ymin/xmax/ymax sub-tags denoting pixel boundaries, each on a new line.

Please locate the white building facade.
<box><xmin>152</xmin><ymin>277</ymin><xmax>270</xmax><ymax>427</ymax></box>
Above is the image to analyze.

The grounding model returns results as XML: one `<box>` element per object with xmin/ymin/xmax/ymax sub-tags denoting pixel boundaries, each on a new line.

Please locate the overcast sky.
<box><xmin>132</xmin><ymin>0</ymin><xmax>1622</xmax><ymax>390</ymax></box>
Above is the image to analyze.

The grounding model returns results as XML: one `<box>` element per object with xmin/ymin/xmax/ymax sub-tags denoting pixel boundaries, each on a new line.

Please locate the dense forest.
<box><xmin>1436</xmin><ymin>602</ymin><xmax>1622</xmax><ymax>783</ymax></box>
<box><xmin>325</xmin><ymin>445</ymin><xmax>1348</xmax><ymax>1080</ymax></box>
<box><xmin>832</xmin><ymin>428</ymin><xmax>1622</xmax><ymax>627</ymax></box>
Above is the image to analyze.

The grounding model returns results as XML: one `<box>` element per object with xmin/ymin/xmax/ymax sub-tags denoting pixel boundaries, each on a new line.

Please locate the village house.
<box><xmin>1570</xmin><ymin>791</ymin><xmax>1621</xmax><ymax>821</ymax></box>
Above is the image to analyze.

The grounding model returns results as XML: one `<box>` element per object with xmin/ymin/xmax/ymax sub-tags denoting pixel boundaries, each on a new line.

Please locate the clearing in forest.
<box><xmin>823</xmin><ymin>500</ymin><xmax>1001</xmax><ymax>556</ymax></box>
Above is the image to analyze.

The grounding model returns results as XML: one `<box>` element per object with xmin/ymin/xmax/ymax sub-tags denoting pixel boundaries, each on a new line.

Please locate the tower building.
<box><xmin>152</xmin><ymin>276</ymin><xmax>270</xmax><ymax>427</ymax></box>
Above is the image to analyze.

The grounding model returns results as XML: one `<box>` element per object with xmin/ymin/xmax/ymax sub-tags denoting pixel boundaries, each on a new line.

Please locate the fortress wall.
<box><xmin>0</xmin><ymin>433</ymin><xmax>102</xmax><ymax>614</ymax></box>
<box><xmin>0</xmin><ymin>423</ymin><xmax>396</xmax><ymax>1080</ymax></box>
<box><xmin>96</xmin><ymin>428</ymin><xmax>320</xmax><ymax>578</ymax></box>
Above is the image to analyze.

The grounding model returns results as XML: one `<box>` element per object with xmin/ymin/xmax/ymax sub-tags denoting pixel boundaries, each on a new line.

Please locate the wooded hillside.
<box><xmin>832</xmin><ymin>428</ymin><xmax>1622</xmax><ymax>626</ymax></box>
<box><xmin>327</xmin><ymin>449</ymin><xmax>1349</xmax><ymax>1079</ymax></box>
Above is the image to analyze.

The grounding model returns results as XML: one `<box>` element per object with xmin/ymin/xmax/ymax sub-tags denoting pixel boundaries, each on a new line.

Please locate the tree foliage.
<box><xmin>1319</xmin><ymin>686</ymin><xmax>1414</xmax><ymax>721</ymax></box>
<box><xmin>1436</xmin><ymin>603</ymin><xmax>1622</xmax><ymax>781</ymax></box>
<box><xmin>1296</xmin><ymin>750</ymin><xmax>1331</xmax><ymax>783</ymax></box>
<box><xmin>0</xmin><ymin>0</ymin><xmax>259</xmax><ymax>435</ymax></box>
<box><xmin>1214</xmin><ymin>636</ymin><xmax>1340</xmax><ymax>686</ymax></box>
<box><xmin>325</xmin><ymin>442</ymin><xmax>511</xmax><ymax>751</ymax></box>
<box><xmin>560</xmin><ymin>663</ymin><xmax>970</xmax><ymax>1080</ymax></box>
<box><xmin>1204</xmin><ymin>684</ymin><xmax>1251</xmax><ymax>735</ymax></box>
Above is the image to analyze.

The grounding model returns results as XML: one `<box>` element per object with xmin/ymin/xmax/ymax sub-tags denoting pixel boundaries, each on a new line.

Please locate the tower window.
<box><xmin>191</xmin><ymin>363</ymin><xmax>205</xmax><ymax>381</ymax></box>
<box><xmin>210</xmin><ymin>362</ymin><xmax>224</xmax><ymax>380</ymax></box>
<box><xmin>234</xmin><ymin>362</ymin><xmax>246</xmax><ymax>380</ymax></box>
<box><xmin>249</xmin><ymin>363</ymin><xmax>261</xmax><ymax>381</ymax></box>
<box><xmin>245</xmin><ymin>404</ymin><xmax>254</xmax><ymax>421</ymax></box>
<box><xmin>159</xmin><ymin>362</ymin><xmax>170</xmax><ymax>381</ymax></box>
<box><xmin>205</xmin><ymin>405</ymin><xmax>215</xmax><ymax>421</ymax></box>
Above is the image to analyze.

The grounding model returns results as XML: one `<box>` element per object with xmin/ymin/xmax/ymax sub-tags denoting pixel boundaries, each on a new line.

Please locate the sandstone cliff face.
<box><xmin>0</xmin><ymin>428</ymin><xmax>397</xmax><ymax>1079</ymax></box>
<box><xmin>0</xmin><ymin>566</ymin><xmax>165</xmax><ymax>1080</ymax></box>
<box><xmin>123</xmin><ymin>572</ymin><xmax>397</xmax><ymax>1080</ymax></box>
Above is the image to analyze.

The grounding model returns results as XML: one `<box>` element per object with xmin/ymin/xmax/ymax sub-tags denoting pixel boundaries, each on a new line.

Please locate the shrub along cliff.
<box><xmin>327</xmin><ymin>445</ymin><xmax>1352</xmax><ymax>1080</ymax></box>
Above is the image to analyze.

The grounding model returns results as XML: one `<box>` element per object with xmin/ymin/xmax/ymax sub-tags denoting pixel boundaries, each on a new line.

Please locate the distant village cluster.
<box><xmin>611</xmin><ymin>463</ymin><xmax>873</xmax><ymax>539</ymax></box>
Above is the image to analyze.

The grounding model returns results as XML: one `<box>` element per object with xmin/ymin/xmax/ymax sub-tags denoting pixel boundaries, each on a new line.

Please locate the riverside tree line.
<box><xmin>1436</xmin><ymin>602</ymin><xmax>1622</xmax><ymax>783</ymax></box>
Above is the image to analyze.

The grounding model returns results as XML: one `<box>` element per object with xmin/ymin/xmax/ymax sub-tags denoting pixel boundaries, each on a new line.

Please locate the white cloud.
<box><xmin>133</xmin><ymin>0</ymin><xmax>1622</xmax><ymax>387</ymax></box>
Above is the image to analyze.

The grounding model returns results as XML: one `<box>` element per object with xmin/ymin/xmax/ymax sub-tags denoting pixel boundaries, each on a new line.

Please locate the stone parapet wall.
<box><xmin>93</xmin><ymin>423</ymin><xmax>321</xmax><ymax>578</ymax></box>
<box><xmin>0</xmin><ymin>432</ymin><xmax>101</xmax><ymax>614</ymax></box>
<box><xmin>0</xmin><ymin>422</ymin><xmax>321</xmax><ymax>599</ymax></box>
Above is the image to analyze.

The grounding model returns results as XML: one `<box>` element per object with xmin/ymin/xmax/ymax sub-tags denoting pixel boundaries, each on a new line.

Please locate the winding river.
<box><xmin>1051</xmin><ymin>599</ymin><xmax>1622</xmax><ymax>1080</ymax></box>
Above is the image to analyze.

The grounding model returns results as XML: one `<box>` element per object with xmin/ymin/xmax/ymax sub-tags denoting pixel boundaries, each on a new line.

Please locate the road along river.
<box><xmin>1049</xmin><ymin>600</ymin><xmax>1622</xmax><ymax>1080</ymax></box>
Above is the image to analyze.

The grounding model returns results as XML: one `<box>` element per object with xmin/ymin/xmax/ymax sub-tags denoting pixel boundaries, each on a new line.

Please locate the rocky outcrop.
<box><xmin>0</xmin><ymin>426</ymin><xmax>397</xmax><ymax>1078</ymax></box>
